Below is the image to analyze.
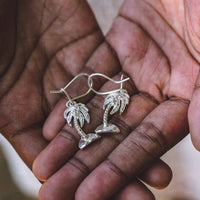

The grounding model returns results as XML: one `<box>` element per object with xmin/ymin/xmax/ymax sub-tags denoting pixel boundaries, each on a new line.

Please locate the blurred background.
<box><xmin>0</xmin><ymin>134</ymin><xmax>40</xmax><ymax>200</ymax></box>
<box><xmin>0</xmin><ymin>0</ymin><xmax>200</xmax><ymax>200</ymax></box>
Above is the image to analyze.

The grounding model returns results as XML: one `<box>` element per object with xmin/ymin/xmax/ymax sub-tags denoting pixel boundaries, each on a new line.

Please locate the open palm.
<box><xmin>0</xmin><ymin>0</ymin><xmax>171</xmax><ymax>199</ymax></box>
<box><xmin>1</xmin><ymin>0</ymin><xmax>199</xmax><ymax>200</ymax></box>
<box><xmin>31</xmin><ymin>0</ymin><xmax>200</xmax><ymax>200</ymax></box>
<box><xmin>0</xmin><ymin>0</ymin><xmax>106</xmax><ymax>168</ymax></box>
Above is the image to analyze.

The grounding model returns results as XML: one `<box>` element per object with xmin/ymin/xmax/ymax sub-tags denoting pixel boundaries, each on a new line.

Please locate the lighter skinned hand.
<box><xmin>0</xmin><ymin>0</ymin><xmax>172</xmax><ymax>200</ymax></box>
<box><xmin>33</xmin><ymin>0</ymin><xmax>200</xmax><ymax>200</ymax></box>
<box><xmin>187</xmin><ymin>1</ymin><xmax>200</xmax><ymax>151</ymax></box>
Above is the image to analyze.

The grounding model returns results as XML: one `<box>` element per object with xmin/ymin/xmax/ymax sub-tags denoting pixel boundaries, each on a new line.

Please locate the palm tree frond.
<box><xmin>65</xmin><ymin>111</ymin><xmax>74</xmax><ymax>126</ymax></box>
<box><xmin>78</xmin><ymin>103</ymin><xmax>89</xmax><ymax>112</ymax></box>
<box><xmin>110</xmin><ymin>100</ymin><xmax>120</xmax><ymax>115</ymax></box>
<box><xmin>64</xmin><ymin>106</ymin><xmax>75</xmax><ymax>116</ymax></box>
<box><xmin>119</xmin><ymin>99</ymin><xmax>127</xmax><ymax>115</ymax></box>
<box><xmin>78</xmin><ymin>113</ymin><xmax>85</xmax><ymax>128</ymax></box>
<box><xmin>104</xmin><ymin>94</ymin><xmax>116</xmax><ymax>109</ymax></box>
<box><xmin>81</xmin><ymin>109</ymin><xmax>90</xmax><ymax>124</ymax></box>
<box><xmin>104</xmin><ymin>90</ymin><xmax>130</xmax><ymax>115</ymax></box>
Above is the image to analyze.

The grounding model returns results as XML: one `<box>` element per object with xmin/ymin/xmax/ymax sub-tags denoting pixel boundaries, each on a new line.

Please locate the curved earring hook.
<box><xmin>50</xmin><ymin>73</ymin><xmax>93</xmax><ymax>102</ymax></box>
<box><xmin>88</xmin><ymin>73</ymin><xmax>129</xmax><ymax>95</ymax></box>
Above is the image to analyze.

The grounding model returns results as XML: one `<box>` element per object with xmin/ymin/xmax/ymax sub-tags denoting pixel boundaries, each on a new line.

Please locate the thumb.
<box><xmin>188</xmin><ymin>71</ymin><xmax>200</xmax><ymax>151</ymax></box>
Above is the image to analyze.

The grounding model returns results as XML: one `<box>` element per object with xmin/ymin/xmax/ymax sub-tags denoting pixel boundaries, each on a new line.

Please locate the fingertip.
<box><xmin>32</xmin><ymin>156</ymin><xmax>48</xmax><ymax>182</ymax></box>
<box><xmin>139</xmin><ymin>160</ymin><xmax>173</xmax><ymax>189</ymax></box>
<box><xmin>38</xmin><ymin>166</ymin><xmax>78</xmax><ymax>200</ymax></box>
<box><xmin>33</xmin><ymin>132</ymin><xmax>78</xmax><ymax>182</ymax></box>
<box><xmin>42</xmin><ymin>123</ymin><xmax>54</xmax><ymax>141</ymax></box>
<box><xmin>114</xmin><ymin>181</ymin><xmax>155</xmax><ymax>200</ymax></box>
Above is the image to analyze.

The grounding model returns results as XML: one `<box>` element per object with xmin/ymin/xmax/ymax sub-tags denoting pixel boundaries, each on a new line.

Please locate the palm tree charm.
<box><xmin>95</xmin><ymin>88</ymin><xmax>130</xmax><ymax>134</ymax></box>
<box><xmin>64</xmin><ymin>101</ymin><xmax>100</xmax><ymax>149</ymax></box>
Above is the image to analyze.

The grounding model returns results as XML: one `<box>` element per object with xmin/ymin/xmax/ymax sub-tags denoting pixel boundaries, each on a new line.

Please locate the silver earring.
<box><xmin>51</xmin><ymin>73</ymin><xmax>101</xmax><ymax>149</ymax></box>
<box><xmin>88</xmin><ymin>73</ymin><xmax>130</xmax><ymax>134</ymax></box>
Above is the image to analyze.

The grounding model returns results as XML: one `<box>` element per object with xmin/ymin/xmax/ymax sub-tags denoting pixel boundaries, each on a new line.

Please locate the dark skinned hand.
<box><xmin>0</xmin><ymin>0</ymin><xmax>199</xmax><ymax>200</ymax></box>
<box><xmin>0</xmin><ymin>0</ymin><xmax>171</xmax><ymax>199</ymax></box>
<box><xmin>33</xmin><ymin>0</ymin><xmax>200</xmax><ymax>199</ymax></box>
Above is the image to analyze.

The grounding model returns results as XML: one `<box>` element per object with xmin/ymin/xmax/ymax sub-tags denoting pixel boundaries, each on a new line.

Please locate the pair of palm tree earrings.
<box><xmin>51</xmin><ymin>73</ymin><xmax>130</xmax><ymax>149</ymax></box>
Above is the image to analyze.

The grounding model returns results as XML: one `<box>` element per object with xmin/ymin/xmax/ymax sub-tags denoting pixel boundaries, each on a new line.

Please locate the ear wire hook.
<box><xmin>50</xmin><ymin>73</ymin><xmax>101</xmax><ymax>149</ymax></box>
<box><xmin>88</xmin><ymin>73</ymin><xmax>130</xmax><ymax>95</ymax></box>
<box><xmin>50</xmin><ymin>73</ymin><xmax>93</xmax><ymax>102</ymax></box>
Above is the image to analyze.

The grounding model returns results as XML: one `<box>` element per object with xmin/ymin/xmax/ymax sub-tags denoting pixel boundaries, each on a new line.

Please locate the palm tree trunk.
<box><xmin>103</xmin><ymin>104</ymin><xmax>112</xmax><ymax>127</ymax></box>
<box><xmin>74</xmin><ymin>118</ymin><xmax>88</xmax><ymax>139</ymax></box>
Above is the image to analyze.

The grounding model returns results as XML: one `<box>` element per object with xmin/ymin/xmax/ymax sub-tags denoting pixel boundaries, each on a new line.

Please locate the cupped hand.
<box><xmin>0</xmin><ymin>0</ymin><xmax>104</xmax><ymax>167</ymax></box>
<box><xmin>0</xmin><ymin>0</ymin><xmax>172</xmax><ymax>199</ymax></box>
<box><xmin>32</xmin><ymin>0</ymin><xmax>200</xmax><ymax>200</ymax></box>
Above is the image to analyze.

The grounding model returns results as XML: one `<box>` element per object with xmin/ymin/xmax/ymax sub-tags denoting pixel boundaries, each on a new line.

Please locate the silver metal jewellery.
<box><xmin>50</xmin><ymin>73</ymin><xmax>101</xmax><ymax>149</ymax></box>
<box><xmin>51</xmin><ymin>72</ymin><xmax>130</xmax><ymax>149</ymax></box>
<box><xmin>88</xmin><ymin>73</ymin><xmax>130</xmax><ymax>135</ymax></box>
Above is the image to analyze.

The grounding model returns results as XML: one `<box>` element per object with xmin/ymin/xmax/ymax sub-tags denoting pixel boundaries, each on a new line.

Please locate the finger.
<box><xmin>33</xmin><ymin>88</ymin><xmax>155</xmax><ymax>180</ymax></box>
<box><xmin>33</xmin><ymin>28</ymin><xmax>171</xmax><ymax>197</ymax></box>
<box><xmin>43</xmin><ymin>74</ymin><xmax>95</xmax><ymax>141</ymax></box>
<box><xmin>188</xmin><ymin>74</ymin><xmax>200</xmax><ymax>151</ymax></box>
<box><xmin>113</xmin><ymin>180</ymin><xmax>155</xmax><ymax>200</ymax></box>
<box><xmin>34</xmin><ymin>94</ymin><xmax>171</xmax><ymax>200</ymax></box>
<box><xmin>114</xmin><ymin>159</ymin><xmax>172</xmax><ymax>200</ymax></box>
<box><xmin>35</xmin><ymin>1</ymin><xmax>172</xmax><ymax>181</ymax></box>
<box><xmin>0</xmin><ymin>0</ymin><xmax>106</xmax><ymax>171</ymax></box>
<box><xmin>75</xmin><ymin>99</ymin><xmax>188</xmax><ymax>200</ymax></box>
<box><xmin>33</xmin><ymin>41</ymin><xmax>123</xmax><ymax>179</ymax></box>
<box><xmin>38</xmin><ymin>160</ymin><xmax>169</xmax><ymax>200</ymax></box>
<box><xmin>43</xmin><ymin>41</ymin><xmax>121</xmax><ymax>140</ymax></box>
<box><xmin>43</xmin><ymin>99</ymin><xmax>67</xmax><ymax>141</ymax></box>
<box><xmin>138</xmin><ymin>159</ymin><xmax>172</xmax><ymax>189</ymax></box>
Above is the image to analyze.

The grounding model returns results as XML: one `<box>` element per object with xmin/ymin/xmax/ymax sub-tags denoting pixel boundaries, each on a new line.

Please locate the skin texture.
<box><xmin>0</xmin><ymin>0</ymin><xmax>200</xmax><ymax>199</ymax></box>
<box><xmin>187</xmin><ymin>0</ymin><xmax>200</xmax><ymax>151</ymax></box>
<box><xmin>34</xmin><ymin>0</ymin><xmax>200</xmax><ymax>199</ymax></box>
<box><xmin>0</xmin><ymin>0</ymin><xmax>172</xmax><ymax>199</ymax></box>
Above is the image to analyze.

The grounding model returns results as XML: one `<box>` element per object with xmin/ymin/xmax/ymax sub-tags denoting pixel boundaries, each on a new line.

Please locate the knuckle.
<box><xmin>133</xmin><ymin>122</ymin><xmax>167</xmax><ymax>157</ymax></box>
<box><xmin>105</xmin><ymin>158</ymin><xmax>128</xmax><ymax>179</ymax></box>
<box><xmin>88</xmin><ymin>95</ymin><xmax>104</xmax><ymax>113</ymax></box>
<box><xmin>59</xmin><ymin>128</ymin><xmax>79</xmax><ymax>145</ymax></box>
<box><xmin>68</xmin><ymin>156</ymin><xmax>90</xmax><ymax>175</ymax></box>
<box><xmin>114</xmin><ymin>122</ymin><xmax>168</xmax><ymax>176</ymax></box>
<box><xmin>111</xmin><ymin>115</ymin><xmax>132</xmax><ymax>137</ymax></box>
